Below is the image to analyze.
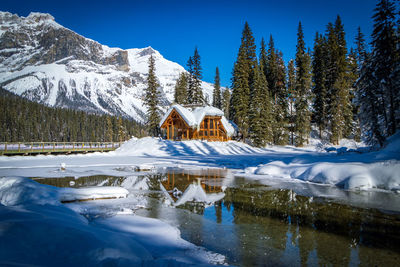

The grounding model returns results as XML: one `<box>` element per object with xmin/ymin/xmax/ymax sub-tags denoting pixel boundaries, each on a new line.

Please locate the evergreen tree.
<box><xmin>230</xmin><ymin>22</ymin><xmax>257</xmax><ymax>140</ymax></box>
<box><xmin>186</xmin><ymin>56</ymin><xmax>194</xmax><ymax>104</ymax></box>
<box><xmin>355</xmin><ymin>27</ymin><xmax>367</xmax><ymax>71</ymax></box>
<box><xmin>357</xmin><ymin>54</ymin><xmax>386</xmax><ymax>146</ymax></box>
<box><xmin>222</xmin><ymin>88</ymin><xmax>231</xmax><ymax>118</ymax></box>
<box><xmin>212</xmin><ymin>67</ymin><xmax>222</xmax><ymax>108</ymax></box>
<box><xmin>370</xmin><ymin>0</ymin><xmax>399</xmax><ymax>136</ymax></box>
<box><xmin>294</xmin><ymin>22</ymin><xmax>312</xmax><ymax>146</ymax></box>
<box><xmin>259</xmin><ymin>38</ymin><xmax>268</xmax><ymax>79</ymax></box>
<box><xmin>187</xmin><ymin>47</ymin><xmax>204</xmax><ymax>105</ymax></box>
<box><xmin>144</xmin><ymin>55</ymin><xmax>161</xmax><ymax>136</ymax></box>
<box><xmin>249</xmin><ymin>63</ymin><xmax>273</xmax><ymax>146</ymax></box>
<box><xmin>357</xmin><ymin>0</ymin><xmax>399</xmax><ymax>145</ymax></box>
<box><xmin>347</xmin><ymin>48</ymin><xmax>361</xmax><ymax>141</ymax></box>
<box><xmin>312</xmin><ymin>32</ymin><xmax>328</xmax><ymax>138</ymax></box>
<box><xmin>325</xmin><ymin>16</ymin><xmax>353</xmax><ymax>144</ymax></box>
<box><xmin>287</xmin><ymin>59</ymin><xmax>296</xmax><ymax>145</ymax></box>
<box><xmin>174</xmin><ymin>72</ymin><xmax>188</xmax><ymax>104</ymax></box>
<box><xmin>272</xmin><ymin>50</ymin><xmax>289</xmax><ymax>145</ymax></box>
<box><xmin>105</xmin><ymin>116</ymin><xmax>113</xmax><ymax>142</ymax></box>
<box><xmin>117</xmin><ymin>116</ymin><xmax>126</xmax><ymax>142</ymax></box>
<box><xmin>266</xmin><ymin>35</ymin><xmax>278</xmax><ymax>101</ymax></box>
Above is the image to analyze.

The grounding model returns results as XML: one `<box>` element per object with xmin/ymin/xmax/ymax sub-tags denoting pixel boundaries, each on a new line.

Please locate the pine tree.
<box><xmin>273</xmin><ymin>50</ymin><xmax>289</xmax><ymax>145</ymax></box>
<box><xmin>144</xmin><ymin>55</ymin><xmax>161</xmax><ymax>136</ymax></box>
<box><xmin>370</xmin><ymin>0</ymin><xmax>399</xmax><ymax>136</ymax></box>
<box><xmin>294</xmin><ymin>22</ymin><xmax>312</xmax><ymax>146</ymax></box>
<box><xmin>287</xmin><ymin>59</ymin><xmax>296</xmax><ymax>145</ymax></box>
<box><xmin>266</xmin><ymin>35</ymin><xmax>278</xmax><ymax>101</ymax></box>
<box><xmin>230</xmin><ymin>46</ymin><xmax>250</xmax><ymax>140</ymax></box>
<box><xmin>106</xmin><ymin>116</ymin><xmax>113</xmax><ymax>142</ymax></box>
<box><xmin>357</xmin><ymin>55</ymin><xmax>386</xmax><ymax>146</ymax></box>
<box><xmin>312</xmin><ymin>32</ymin><xmax>328</xmax><ymax>138</ymax></box>
<box><xmin>325</xmin><ymin>16</ymin><xmax>353</xmax><ymax>144</ymax></box>
<box><xmin>249</xmin><ymin>63</ymin><xmax>273</xmax><ymax>146</ymax></box>
<box><xmin>212</xmin><ymin>67</ymin><xmax>222</xmax><ymax>108</ymax></box>
<box><xmin>357</xmin><ymin>0</ymin><xmax>399</xmax><ymax>145</ymax></box>
<box><xmin>117</xmin><ymin>116</ymin><xmax>126</xmax><ymax>142</ymax></box>
<box><xmin>347</xmin><ymin>48</ymin><xmax>361</xmax><ymax>141</ymax></box>
<box><xmin>186</xmin><ymin>56</ymin><xmax>194</xmax><ymax>104</ymax></box>
<box><xmin>230</xmin><ymin>22</ymin><xmax>257</xmax><ymax>140</ymax></box>
<box><xmin>259</xmin><ymin>38</ymin><xmax>268</xmax><ymax>79</ymax></box>
<box><xmin>174</xmin><ymin>72</ymin><xmax>188</xmax><ymax>104</ymax></box>
<box><xmin>222</xmin><ymin>88</ymin><xmax>231</xmax><ymax>118</ymax></box>
<box><xmin>355</xmin><ymin>27</ymin><xmax>367</xmax><ymax>72</ymax></box>
<box><xmin>187</xmin><ymin>47</ymin><xmax>204</xmax><ymax>105</ymax></box>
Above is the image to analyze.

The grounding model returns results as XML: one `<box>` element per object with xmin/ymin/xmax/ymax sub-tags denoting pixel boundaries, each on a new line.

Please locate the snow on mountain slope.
<box><xmin>0</xmin><ymin>11</ymin><xmax>214</xmax><ymax>122</ymax></box>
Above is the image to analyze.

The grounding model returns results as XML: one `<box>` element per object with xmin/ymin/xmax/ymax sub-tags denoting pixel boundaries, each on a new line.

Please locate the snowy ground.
<box><xmin>1</xmin><ymin>134</ymin><xmax>399</xmax><ymax>191</ymax></box>
<box><xmin>0</xmin><ymin>135</ymin><xmax>399</xmax><ymax>265</ymax></box>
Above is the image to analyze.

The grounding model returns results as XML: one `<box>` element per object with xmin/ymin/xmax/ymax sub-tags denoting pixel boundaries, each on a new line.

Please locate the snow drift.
<box><xmin>0</xmin><ymin>177</ymin><xmax>226</xmax><ymax>265</ymax></box>
<box><xmin>114</xmin><ymin>136</ymin><xmax>265</xmax><ymax>157</ymax></box>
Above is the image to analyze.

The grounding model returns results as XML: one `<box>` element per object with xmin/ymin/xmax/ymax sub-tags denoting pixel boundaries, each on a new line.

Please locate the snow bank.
<box><xmin>0</xmin><ymin>177</ymin><xmax>129</xmax><ymax>204</ymax></box>
<box><xmin>93</xmin><ymin>215</ymin><xmax>226</xmax><ymax>265</ymax></box>
<box><xmin>0</xmin><ymin>177</ymin><xmax>226</xmax><ymax>265</ymax></box>
<box><xmin>247</xmin><ymin>158</ymin><xmax>400</xmax><ymax>191</ymax></box>
<box><xmin>0</xmin><ymin>177</ymin><xmax>59</xmax><ymax>206</ymax></box>
<box><xmin>115</xmin><ymin>136</ymin><xmax>265</xmax><ymax>157</ymax></box>
<box><xmin>241</xmin><ymin>131</ymin><xmax>400</xmax><ymax>191</ymax></box>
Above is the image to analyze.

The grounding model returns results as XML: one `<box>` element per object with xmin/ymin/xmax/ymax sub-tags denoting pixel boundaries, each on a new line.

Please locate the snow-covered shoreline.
<box><xmin>0</xmin><ymin>176</ymin><xmax>226</xmax><ymax>266</ymax></box>
<box><xmin>1</xmin><ymin>135</ymin><xmax>399</xmax><ymax>192</ymax></box>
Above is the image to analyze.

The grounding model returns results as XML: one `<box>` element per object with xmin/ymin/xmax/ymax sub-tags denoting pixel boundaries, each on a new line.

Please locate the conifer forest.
<box><xmin>227</xmin><ymin>0</ymin><xmax>400</xmax><ymax>147</ymax></box>
<box><xmin>0</xmin><ymin>88</ymin><xmax>145</xmax><ymax>142</ymax></box>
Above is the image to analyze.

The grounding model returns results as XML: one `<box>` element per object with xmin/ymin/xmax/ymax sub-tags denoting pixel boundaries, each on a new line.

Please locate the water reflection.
<box><xmin>31</xmin><ymin>170</ymin><xmax>400</xmax><ymax>266</ymax></box>
<box><xmin>161</xmin><ymin>168</ymin><xmax>226</xmax><ymax>198</ymax></box>
<box><xmin>32</xmin><ymin>175</ymin><xmax>125</xmax><ymax>188</ymax></box>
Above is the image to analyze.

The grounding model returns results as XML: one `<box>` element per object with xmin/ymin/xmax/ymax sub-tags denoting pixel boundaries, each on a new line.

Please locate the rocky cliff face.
<box><xmin>0</xmin><ymin>11</ymin><xmax>214</xmax><ymax>121</ymax></box>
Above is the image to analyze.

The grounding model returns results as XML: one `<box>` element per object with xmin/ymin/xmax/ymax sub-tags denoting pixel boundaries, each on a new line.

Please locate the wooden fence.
<box><xmin>0</xmin><ymin>142</ymin><xmax>122</xmax><ymax>156</ymax></box>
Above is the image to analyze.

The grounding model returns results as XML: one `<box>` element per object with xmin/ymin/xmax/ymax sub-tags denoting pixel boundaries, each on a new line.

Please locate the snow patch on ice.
<box><xmin>0</xmin><ymin>177</ymin><xmax>59</xmax><ymax>206</ymax></box>
<box><xmin>59</xmin><ymin>186</ymin><xmax>129</xmax><ymax>202</ymax></box>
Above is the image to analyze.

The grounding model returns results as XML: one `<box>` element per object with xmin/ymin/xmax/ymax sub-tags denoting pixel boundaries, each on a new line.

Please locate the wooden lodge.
<box><xmin>159</xmin><ymin>104</ymin><xmax>235</xmax><ymax>141</ymax></box>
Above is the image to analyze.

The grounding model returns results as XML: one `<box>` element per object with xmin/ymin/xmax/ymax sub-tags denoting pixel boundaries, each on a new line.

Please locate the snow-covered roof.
<box><xmin>159</xmin><ymin>104</ymin><xmax>235</xmax><ymax>136</ymax></box>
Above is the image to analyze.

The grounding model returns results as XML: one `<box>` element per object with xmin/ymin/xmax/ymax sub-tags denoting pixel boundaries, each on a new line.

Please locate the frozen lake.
<box><xmin>33</xmin><ymin>168</ymin><xmax>400</xmax><ymax>266</ymax></box>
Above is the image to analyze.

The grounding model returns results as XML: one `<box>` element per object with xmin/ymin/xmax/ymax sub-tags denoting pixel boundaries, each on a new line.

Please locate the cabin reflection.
<box><xmin>162</xmin><ymin>169</ymin><xmax>226</xmax><ymax>200</ymax></box>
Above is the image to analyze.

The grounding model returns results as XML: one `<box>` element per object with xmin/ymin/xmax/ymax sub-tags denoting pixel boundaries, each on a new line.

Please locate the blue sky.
<box><xmin>2</xmin><ymin>0</ymin><xmax>377</xmax><ymax>87</ymax></box>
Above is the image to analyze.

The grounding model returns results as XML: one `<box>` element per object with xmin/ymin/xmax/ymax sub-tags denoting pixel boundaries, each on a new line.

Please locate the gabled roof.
<box><xmin>159</xmin><ymin>104</ymin><xmax>235</xmax><ymax>136</ymax></box>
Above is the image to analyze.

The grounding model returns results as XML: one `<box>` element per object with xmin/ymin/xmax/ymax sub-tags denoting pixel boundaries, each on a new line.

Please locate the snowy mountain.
<box><xmin>0</xmin><ymin>11</ymin><xmax>215</xmax><ymax>122</ymax></box>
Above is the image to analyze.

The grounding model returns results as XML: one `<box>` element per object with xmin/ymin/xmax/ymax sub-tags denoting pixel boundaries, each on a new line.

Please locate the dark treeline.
<box><xmin>0</xmin><ymin>88</ymin><xmax>145</xmax><ymax>143</ymax></box>
<box><xmin>227</xmin><ymin>0</ymin><xmax>400</xmax><ymax>147</ymax></box>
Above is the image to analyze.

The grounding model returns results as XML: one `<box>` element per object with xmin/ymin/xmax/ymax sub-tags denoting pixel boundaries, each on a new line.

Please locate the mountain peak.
<box><xmin>139</xmin><ymin>46</ymin><xmax>156</xmax><ymax>57</ymax></box>
<box><xmin>0</xmin><ymin>10</ymin><xmax>214</xmax><ymax>123</ymax></box>
<box><xmin>27</xmin><ymin>12</ymin><xmax>55</xmax><ymax>22</ymax></box>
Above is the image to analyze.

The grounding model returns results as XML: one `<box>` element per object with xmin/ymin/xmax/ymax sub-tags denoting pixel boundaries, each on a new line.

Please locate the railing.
<box><xmin>0</xmin><ymin>142</ymin><xmax>122</xmax><ymax>156</ymax></box>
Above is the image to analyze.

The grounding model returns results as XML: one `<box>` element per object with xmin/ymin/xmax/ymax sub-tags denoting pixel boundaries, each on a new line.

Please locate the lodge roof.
<box><xmin>159</xmin><ymin>104</ymin><xmax>235</xmax><ymax>136</ymax></box>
